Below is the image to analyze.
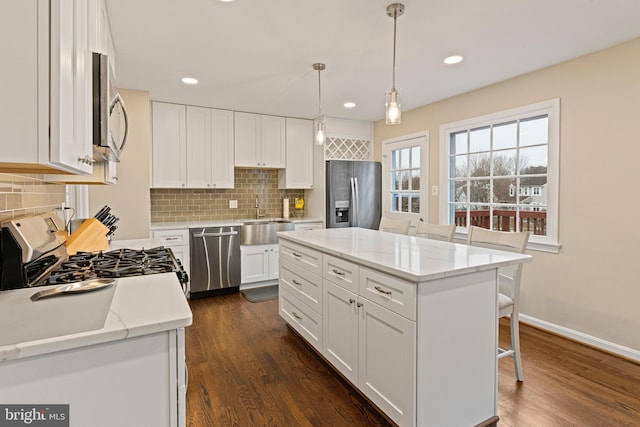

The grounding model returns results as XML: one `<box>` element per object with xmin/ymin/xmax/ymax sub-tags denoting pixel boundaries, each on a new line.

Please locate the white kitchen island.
<box><xmin>0</xmin><ymin>272</ymin><xmax>192</xmax><ymax>427</ymax></box>
<box><xmin>277</xmin><ymin>227</ymin><xmax>531</xmax><ymax>427</ymax></box>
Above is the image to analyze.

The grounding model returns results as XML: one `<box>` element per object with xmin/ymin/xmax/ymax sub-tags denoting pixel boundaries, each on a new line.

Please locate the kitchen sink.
<box><xmin>240</xmin><ymin>221</ymin><xmax>294</xmax><ymax>245</ymax></box>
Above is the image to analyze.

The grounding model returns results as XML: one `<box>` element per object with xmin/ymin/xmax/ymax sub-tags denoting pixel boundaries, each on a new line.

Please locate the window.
<box><xmin>439</xmin><ymin>99</ymin><xmax>560</xmax><ymax>252</ymax></box>
<box><xmin>382</xmin><ymin>132</ymin><xmax>429</xmax><ymax>221</ymax></box>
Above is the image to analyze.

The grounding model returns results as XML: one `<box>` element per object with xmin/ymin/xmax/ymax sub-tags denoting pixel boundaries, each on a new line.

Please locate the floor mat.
<box><xmin>241</xmin><ymin>285</ymin><xmax>278</xmax><ymax>303</ymax></box>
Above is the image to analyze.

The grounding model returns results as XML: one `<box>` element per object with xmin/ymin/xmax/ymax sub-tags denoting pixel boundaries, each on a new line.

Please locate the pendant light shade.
<box><xmin>385</xmin><ymin>3</ymin><xmax>404</xmax><ymax>125</ymax></box>
<box><xmin>313</xmin><ymin>63</ymin><xmax>326</xmax><ymax>146</ymax></box>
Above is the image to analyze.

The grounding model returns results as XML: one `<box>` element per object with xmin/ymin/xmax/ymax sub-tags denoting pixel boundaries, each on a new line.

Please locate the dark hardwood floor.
<box><xmin>185</xmin><ymin>293</ymin><xmax>640</xmax><ymax>426</ymax></box>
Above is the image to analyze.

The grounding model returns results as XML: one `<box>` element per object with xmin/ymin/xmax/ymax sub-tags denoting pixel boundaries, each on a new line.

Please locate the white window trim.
<box><xmin>382</xmin><ymin>131</ymin><xmax>430</xmax><ymax>224</ymax></box>
<box><xmin>439</xmin><ymin>99</ymin><xmax>560</xmax><ymax>253</ymax></box>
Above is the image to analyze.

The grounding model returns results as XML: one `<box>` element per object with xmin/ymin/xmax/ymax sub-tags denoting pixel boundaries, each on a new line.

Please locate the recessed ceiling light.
<box><xmin>443</xmin><ymin>55</ymin><xmax>464</xmax><ymax>65</ymax></box>
<box><xmin>181</xmin><ymin>77</ymin><xmax>198</xmax><ymax>85</ymax></box>
<box><xmin>343</xmin><ymin>101</ymin><xmax>356</xmax><ymax>109</ymax></box>
<box><xmin>218</xmin><ymin>0</ymin><xmax>235</xmax><ymax>2</ymax></box>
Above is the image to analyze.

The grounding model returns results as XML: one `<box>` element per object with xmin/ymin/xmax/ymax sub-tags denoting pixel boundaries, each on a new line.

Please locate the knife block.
<box><xmin>65</xmin><ymin>218</ymin><xmax>109</xmax><ymax>255</ymax></box>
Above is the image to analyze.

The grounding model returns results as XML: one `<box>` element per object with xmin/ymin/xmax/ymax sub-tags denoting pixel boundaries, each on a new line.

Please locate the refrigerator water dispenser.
<box><xmin>335</xmin><ymin>201</ymin><xmax>350</xmax><ymax>223</ymax></box>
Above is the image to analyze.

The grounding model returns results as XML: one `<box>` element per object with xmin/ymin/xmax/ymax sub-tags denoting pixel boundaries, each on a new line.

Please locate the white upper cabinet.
<box><xmin>279</xmin><ymin>118</ymin><xmax>314</xmax><ymax>189</ymax></box>
<box><xmin>152</xmin><ymin>102</ymin><xmax>187</xmax><ymax>188</ymax></box>
<box><xmin>234</xmin><ymin>112</ymin><xmax>285</xmax><ymax>168</ymax></box>
<box><xmin>46</xmin><ymin>0</ymin><xmax>117</xmax><ymax>184</ymax></box>
<box><xmin>152</xmin><ymin>102</ymin><xmax>234</xmax><ymax>189</ymax></box>
<box><xmin>0</xmin><ymin>0</ymin><xmax>93</xmax><ymax>174</ymax></box>
<box><xmin>209</xmin><ymin>109</ymin><xmax>235</xmax><ymax>188</ymax></box>
<box><xmin>186</xmin><ymin>106</ymin><xmax>234</xmax><ymax>189</ymax></box>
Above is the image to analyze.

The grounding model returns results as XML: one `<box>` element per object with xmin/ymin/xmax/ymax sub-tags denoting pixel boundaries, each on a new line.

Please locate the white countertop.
<box><xmin>150</xmin><ymin>217</ymin><xmax>322</xmax><ymax>230</ymax></box>
<box><xmin>0</xmin><ymin>273</ymin><xmax>192</xmax><ymax>362</ymax></box>
<box><xmin>278</xmin><ymin>227</ymin><xmax>532</xmax><ymax>282</ymax></box>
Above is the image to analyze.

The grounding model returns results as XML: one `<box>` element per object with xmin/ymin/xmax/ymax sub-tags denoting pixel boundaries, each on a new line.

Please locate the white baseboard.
<box><xmin>519</xmin><ymin>314</ymin><xmax>640</xmax><ymax>363</ymax></box>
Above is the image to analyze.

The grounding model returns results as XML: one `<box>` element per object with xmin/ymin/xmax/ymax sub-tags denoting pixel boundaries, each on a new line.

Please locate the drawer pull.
<box><xmin>332</xmin><ymin>269</ymin><xmax>345</xmax><ymax>277</ymax></box>
<box><xmin>292</xmin><ymin>279</ymin><xmax>302</xmax><ymax>286</ymax></box>
<box><xmin>374</xmin><ymin>286</ymin><xmax>392</xmax><ymax>296</ymax></box>
<box><xmin>292</xmin><ymin>312</ymin><xmax>302</xmax><ymax>320</ymax></box>
<box><xmin>166</xmin><ymin>237</ymin><xmax>179</xmax><ymax>241</ymax></box>
<box><xmin>349</xmin><ymin>298</ymin><xmax>355</xmax><ymax>304</ymax></box>
<box><xmin>292</xmin><ymin>252</ymin><xmax>303</xmax><ymax>258</ymax></box>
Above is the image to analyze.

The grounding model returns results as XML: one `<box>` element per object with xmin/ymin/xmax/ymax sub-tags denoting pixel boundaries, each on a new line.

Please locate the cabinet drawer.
<box><xmin>359</xmin><ymin>266</ymin><xmax>416</xmax><ymax>321</ymax></box>
<box><xmin>279</xmin><ymin>240</ymin><xmax>322</xmax><ymax>275</ymax></box>
<box><xmin>294</xmin><ymin>222</ymin><xmax>323</xmax><ymax>231</ymax></box>
<box><xmin>152</xmin><ymin>229</ymin><xmax>189</xmax><ymax>247</ymax></box>
<box><xmin>323</xmin><ymin>254</ymin><xmax>359</xmax><ymax>291</ymax></box>
<box><xmin>280</xmin><ymin>259</ymin><xmax>322</xmax><ymax>314</ymax></box>
<box><xmin>279</xmin><ymin>285</ymin><xmax>322</xmax><ymax>352</ymax></box>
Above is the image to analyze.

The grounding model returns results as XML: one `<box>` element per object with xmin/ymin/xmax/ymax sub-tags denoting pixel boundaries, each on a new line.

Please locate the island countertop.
<box><xmin>278</xmin><ymin>227</ymin><xmax>532</xmax><ymax>283</ymax></box>
<box><xmin>0</xmin><ymin>272</ymin><xmax>192</xmax><ymax>362</ymax></box>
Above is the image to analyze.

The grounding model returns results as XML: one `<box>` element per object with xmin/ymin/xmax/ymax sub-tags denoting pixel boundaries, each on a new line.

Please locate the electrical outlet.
<box><xmin>229</xmin><ymin>200</ymin><xmax>238</xmax><ymax>209</ymax></box>
<box><xmin>431</xmin><ymin>185</ymin><xmax>439</xmax><ymax>196</ymax></box>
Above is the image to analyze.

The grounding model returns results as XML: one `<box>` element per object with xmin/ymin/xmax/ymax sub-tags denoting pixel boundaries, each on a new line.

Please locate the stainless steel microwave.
<box><xmin>92</xmin><ymin>52</ymin><xmax>128</xmax><ymax>162</ymax></box>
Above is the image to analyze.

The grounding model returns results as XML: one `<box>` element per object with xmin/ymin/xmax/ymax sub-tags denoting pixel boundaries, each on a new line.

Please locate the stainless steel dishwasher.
<box><xmin>189</xmin><ymin>226</ymin><xmax>241</xmax><ymax>297</ymax></box>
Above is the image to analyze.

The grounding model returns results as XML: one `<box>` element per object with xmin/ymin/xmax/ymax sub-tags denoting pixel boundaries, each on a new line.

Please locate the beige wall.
<box><xmin>89</xmin><ymin>89</ymin><xmax>152</xmax><ymax>239</ymax></box>
<box><xmin>374</xmin><ymin>38</ymin><xmax>640</xmax><ymax>354</ymax></box>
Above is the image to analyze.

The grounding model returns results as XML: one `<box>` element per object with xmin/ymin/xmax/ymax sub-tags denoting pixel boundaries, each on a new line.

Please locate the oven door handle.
<box><xmin>193</xmin><ymin>231</ymin><xmax>238</xmax><ymax>238</ymax></box>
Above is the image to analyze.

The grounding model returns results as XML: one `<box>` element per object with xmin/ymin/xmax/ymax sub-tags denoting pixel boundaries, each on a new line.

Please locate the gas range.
<box><xmin>46</xmin><ymin>247</ymin><xmax>189</xmax><ymax>287</ymax></box>
<box><xmin>0</xmin><ymin>212</ymin><xmax>188</xmax><ymax>292</ymax></box>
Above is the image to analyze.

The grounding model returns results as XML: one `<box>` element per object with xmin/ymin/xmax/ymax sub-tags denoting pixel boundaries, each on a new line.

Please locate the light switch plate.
<box><xmin>229</xmin><ymin>200</ymin><xmax>238</xmax><ymax>209</ymax></box>
<box><xmin>431</xmin><ymin>185</ymin><xmax>439</xmax><ymax>196</ymax></box>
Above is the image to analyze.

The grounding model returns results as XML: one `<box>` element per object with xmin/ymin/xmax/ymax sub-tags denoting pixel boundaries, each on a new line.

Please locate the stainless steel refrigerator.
<box><xmin>326</xmin><ymin>160</ymin><xmax>382</xmax><ymax>229</ymax></box>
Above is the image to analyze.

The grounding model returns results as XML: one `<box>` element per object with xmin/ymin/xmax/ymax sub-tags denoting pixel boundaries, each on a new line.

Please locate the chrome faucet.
<box><xmin>255</xmin><ymin>195</ymin><xmax>265</xmax><ymax>219</ymax></box>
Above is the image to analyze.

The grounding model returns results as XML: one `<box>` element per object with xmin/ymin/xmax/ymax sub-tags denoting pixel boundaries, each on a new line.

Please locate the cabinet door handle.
<box><xmin>292</xmin><ymin>312</ymin><xmax>302</xmax><ymax>320</ymax></box>
<box><xmin>356</xmin><ymin>302</ymin><xmax>363</xmax><ymax>308</ymax></box>
<box><xmin>374</xmin><ymin>286</ymin><xmax>392</xmax><ymax>295</ymax></box>
<box><xmin>349</xmin><ymin>298</ymin><xmax>355</xmax><ymax>304</ymax></box>
<box><xmin>292</xmin><ymin>279</ymin><xmax>302</xmax><ymax>286</ymax></box>
<box><xmin>332</xmin><ymin>269</ymin><xmax>345</xmax><ymax>276</ymax></box>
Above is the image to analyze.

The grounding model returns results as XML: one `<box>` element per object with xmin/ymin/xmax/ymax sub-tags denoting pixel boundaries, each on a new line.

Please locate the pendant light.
<box><xmin>385</xmin><ymin>3</ymin><xmax>404</xmax><ymax>125</ymax></box>
<box><xmin>313</xmin><ymin>63</ymin><xmax>326</xmax><ymax>146</ymax></box>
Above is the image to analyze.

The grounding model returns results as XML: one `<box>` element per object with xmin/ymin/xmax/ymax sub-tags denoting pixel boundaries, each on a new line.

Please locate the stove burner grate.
<box><xmin>45</xmin><ymin>246</ymin><xmax>188</xmax><ymax>286</ymax></box>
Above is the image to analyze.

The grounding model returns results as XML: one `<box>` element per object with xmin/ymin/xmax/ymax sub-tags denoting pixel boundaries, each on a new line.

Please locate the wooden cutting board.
<box><xmin>65</xmin><ymin>218</ymin><xmax>109</xmax><ymax>255</ymax></box>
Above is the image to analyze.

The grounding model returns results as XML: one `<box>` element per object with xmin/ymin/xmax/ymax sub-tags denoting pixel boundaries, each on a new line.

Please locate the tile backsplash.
<box><xmin>150</xmin><ymin>169</ymin><xmax>305</xmax><ymax>223</ymax></box>
<box><xmin>0</xmin><ymin>174</ymin><xmax>67</xmax><ymax>223</ymax></box>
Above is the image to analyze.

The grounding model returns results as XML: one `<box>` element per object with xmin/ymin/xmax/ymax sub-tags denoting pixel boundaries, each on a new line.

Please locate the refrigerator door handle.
<box><xmin>350</xmin><ymin>177</ymin><xmax>356</xmax><ymax>227</ymax></box>
<box><xmin>353</xmin><ymin>177</ymin><xmax>360</xmax><ymax>227</ymax></box>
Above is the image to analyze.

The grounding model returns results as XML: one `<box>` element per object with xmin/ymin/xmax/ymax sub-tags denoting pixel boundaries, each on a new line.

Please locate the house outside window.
<box><xmin>439</xmin><ymin>99</ymin><xmax>560</xmax><ymax>252</ymax></box>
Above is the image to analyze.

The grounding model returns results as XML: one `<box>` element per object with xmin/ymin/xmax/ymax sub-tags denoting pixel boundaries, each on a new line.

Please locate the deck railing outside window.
<box><xmin>454</xmin><ymin>209</ymin><xmax>546</xmax><ymax>235</ymax></box>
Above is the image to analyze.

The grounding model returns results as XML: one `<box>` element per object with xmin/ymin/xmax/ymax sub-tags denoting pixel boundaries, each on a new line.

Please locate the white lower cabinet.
<box><xmin>279</xmin><ymin>285</ymin><xmax>322</xmax><ymax>352</ymax></box>
<box><xmin>152</xmin><ymin>229</ymin><xmax>190</xmax><ymax>292</ymax></box>
<box><xmin>279</xmin><ymin>243</ymin><xmax>417</xmax><ymax>427</ymax></box>
<box><xmin>323</xmin><ymin>280</ymin><xmax>416</xmax><ymax>427</ymax></box>
<box><xmin>241</xmin><ymin>244</ymin><xmax>279</xmax><ymax>284</ymax></box>
<box><xmin>0</xmin><ymin>329</ymin><xmax>186</xmax><ymax>427</ymax></box>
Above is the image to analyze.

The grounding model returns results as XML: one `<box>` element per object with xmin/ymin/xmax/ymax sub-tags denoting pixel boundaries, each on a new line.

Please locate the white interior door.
<box><xmin>381</xmin><ymin>132</ymin><xmax>429</xmax><ymax>227</ymax></box>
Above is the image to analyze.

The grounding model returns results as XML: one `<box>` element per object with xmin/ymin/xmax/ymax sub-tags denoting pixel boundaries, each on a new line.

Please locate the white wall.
<box><xmin>89</xmin><ymin>89</ymin><xmax>151</xmax><ymax>239</ymax></box>
<box><xmin>374</xmin><ymin>38</ymin><xmax>640</xmax><ymax>356</ymax></box>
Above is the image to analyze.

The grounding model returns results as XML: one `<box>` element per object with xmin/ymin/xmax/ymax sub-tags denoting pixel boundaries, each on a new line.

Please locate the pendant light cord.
<box><xmin>392</xmin><ymin>10</ymin><xmax>397</xmax><ymax>91</ymax></box>
<box><xmin>318</xmin><ymin>68</ymin><xmax>323</xmax><ymax>116</ymax></box>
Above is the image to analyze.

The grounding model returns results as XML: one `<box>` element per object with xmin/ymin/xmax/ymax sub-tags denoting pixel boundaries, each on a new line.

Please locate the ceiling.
<box><xmin>105</xmin><ymin>0</ymin><xmax>640</xmax><ymax>122</ymax></box>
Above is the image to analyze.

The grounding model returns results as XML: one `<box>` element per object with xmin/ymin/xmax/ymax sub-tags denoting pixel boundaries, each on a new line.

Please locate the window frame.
<box><xmin>439</xmin><ymin>99</ymin><xmax>560</xmax><ymax>253</ymax></box>
<box><xmin>382</xmin><ymin>131</ymin><xmax>429</xmax><ymax>224</ymax></box>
